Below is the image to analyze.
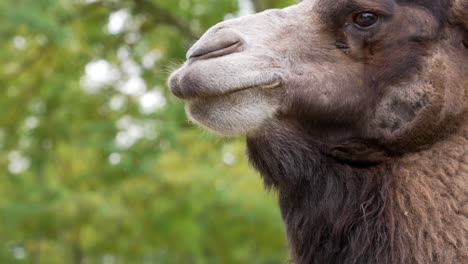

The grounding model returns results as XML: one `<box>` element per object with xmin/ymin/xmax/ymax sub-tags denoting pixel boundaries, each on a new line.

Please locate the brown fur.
<box><xmin>246</xmin><ymin>119</ymin><xmax>467</xmax><ymax>263</ymax></box>
<box><xmin>168</xmin><ymin>0</ymin><xmax>468</xmax><ymax>263</ymax></box>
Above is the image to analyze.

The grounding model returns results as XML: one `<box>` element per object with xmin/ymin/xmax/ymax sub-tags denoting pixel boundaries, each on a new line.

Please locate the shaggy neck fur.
<box><xmin>246</xmin><ymin>121</ymin><xmax>467</xmax><ymax>264</ymax></box>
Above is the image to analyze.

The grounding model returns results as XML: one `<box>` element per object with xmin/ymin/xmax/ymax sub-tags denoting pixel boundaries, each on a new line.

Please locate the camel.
<box><xmin>168</xmin><ymin>0</ymin><xmax>468</xmax><ymax>263</ymax></box>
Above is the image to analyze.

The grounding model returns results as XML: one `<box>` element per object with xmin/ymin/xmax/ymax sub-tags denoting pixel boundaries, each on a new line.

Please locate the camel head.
<box><xmin>168</xmin><ymin>0</ymin><xmax>467</xmax><ymax>157</ymax></box>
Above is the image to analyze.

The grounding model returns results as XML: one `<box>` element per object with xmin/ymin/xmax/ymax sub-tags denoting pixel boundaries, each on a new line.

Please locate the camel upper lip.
<box><xmin>169</xmin><ymin>65</ymin><xmax>283</xmax><ymax>100</ymax></box>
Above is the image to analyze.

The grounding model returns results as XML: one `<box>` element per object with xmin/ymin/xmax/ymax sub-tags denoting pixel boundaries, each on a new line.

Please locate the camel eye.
<box><xmin>353</xmin><ymin>12</ymin><xmax>379</xmax><ymax>29</ymax></box>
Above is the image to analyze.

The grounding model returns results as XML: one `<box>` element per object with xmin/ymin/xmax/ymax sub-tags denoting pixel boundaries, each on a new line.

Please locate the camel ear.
<box><xmin>450</xmin><ymin>0</ymin><xmax>468</xmax><ymax>29</ymax></box>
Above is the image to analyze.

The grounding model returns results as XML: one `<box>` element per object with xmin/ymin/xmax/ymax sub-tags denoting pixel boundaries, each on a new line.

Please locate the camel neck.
<box><xmin>246</xmin><ymin>122</ymin><xmax>467</xmax><ymax>264</ymax></box>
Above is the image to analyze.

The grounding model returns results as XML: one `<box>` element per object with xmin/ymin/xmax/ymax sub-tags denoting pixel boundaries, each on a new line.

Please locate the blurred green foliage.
<box><xmin>0</xmin><ymin>0</ymin><xmax>297</xmax><ymax>263</ymax></box>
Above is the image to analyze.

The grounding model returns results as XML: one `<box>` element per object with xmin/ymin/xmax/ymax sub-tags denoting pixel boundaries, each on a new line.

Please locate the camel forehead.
<box><xmin>305</xmin><ymin>0</ymin><xmax>440</xmax><ymax>13</ymax></box>
<box><xmin>307</xmin><ymin>0</ymin><xmax>392</xmax><ymax>9</ymax></box>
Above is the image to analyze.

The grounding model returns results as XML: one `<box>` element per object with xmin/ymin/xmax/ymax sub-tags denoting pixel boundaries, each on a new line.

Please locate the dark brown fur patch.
<box><xmin>247</xmin><ymin>119</ymin><xmax>468</xmax><ymax>264</ymax></box>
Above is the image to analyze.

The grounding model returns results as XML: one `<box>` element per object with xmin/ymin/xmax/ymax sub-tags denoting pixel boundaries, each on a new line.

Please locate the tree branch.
<box><xmin>134</xmin><ymin>0</ymin><xmax>200</xmax><ymax>40</ymax></box>
<box><xmin>252</xmin><ymin>0</ymin><xmax>266</xmax><ymax>12</ymax></box>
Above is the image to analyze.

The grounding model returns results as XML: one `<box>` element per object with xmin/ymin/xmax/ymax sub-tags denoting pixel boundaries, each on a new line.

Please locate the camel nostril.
<box><xmin>188</xmin><ymin>41</ymin><xmax>241</xmax><ymax>60</ymax></box>
<box><xmin>186</xmin><ymin>30</ymin><xmax>244</xmax><ymax>61</ymax></box>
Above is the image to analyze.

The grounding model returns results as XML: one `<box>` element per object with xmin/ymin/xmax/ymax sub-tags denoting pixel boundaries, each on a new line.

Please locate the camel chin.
<box><xmin>186</xmin><ymin>87</ymin><xmax>282</xmax><ymax>136</ymax></box>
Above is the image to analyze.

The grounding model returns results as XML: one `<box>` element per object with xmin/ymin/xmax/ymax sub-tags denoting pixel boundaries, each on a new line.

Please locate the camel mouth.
<box><xmin>187</xmin><ymin>81</ymin><xmax>283</xmax><ymax>101</ymax></box>
<box><xmin>251</xmin><ymin>81</ymin><xmax>282</xmax><ymax>90</ymax></box>
<box><xmin>220</xmin><ymin>80</ymin><xmax>282</xmax><ymax>97</ymax></box>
